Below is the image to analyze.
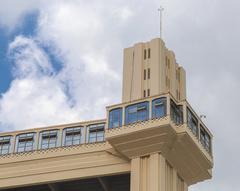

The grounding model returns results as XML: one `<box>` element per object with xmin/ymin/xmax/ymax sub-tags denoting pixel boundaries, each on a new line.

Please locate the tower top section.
<box><xmin>122</xmin><ymin>38</ymin><xmax>186</xmax><ymax>103</ymax></box>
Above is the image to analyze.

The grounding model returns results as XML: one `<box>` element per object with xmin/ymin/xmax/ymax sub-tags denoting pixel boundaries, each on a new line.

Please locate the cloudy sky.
<box><xmin>0</xmin><ymin>0</ymin><xmax>239</xmax><ymax>190</ymax></box>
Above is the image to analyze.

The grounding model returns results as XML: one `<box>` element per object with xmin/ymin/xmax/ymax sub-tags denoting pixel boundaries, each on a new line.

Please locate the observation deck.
<box><xmin>106</xmin><ymin>93</ymin><xmax>213</xmax><ymax>185</ymax></box>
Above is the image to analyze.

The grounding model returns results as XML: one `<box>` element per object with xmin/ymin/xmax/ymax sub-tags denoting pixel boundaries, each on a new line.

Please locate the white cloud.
<box><xmin>8</xmin><ymin>36</ymin><xmax>53</xmax><ymax>78</ymax></box>
<box><xmin>0</xmin><ymin>36</ymin><xmax>80</xmax><ymax>130</ymax></box>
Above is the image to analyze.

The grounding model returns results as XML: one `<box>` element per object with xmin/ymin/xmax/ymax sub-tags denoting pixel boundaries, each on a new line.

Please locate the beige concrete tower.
<box><xmin>122</xmin><ymin>38</ymin><xmax>186</xmax><ymax>102</ymax></box>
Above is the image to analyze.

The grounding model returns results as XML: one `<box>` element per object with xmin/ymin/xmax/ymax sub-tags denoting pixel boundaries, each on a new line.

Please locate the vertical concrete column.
<box><xmin>35</xmin><ymin>132</ymin><xmax>40</xmax><ymax>150</ymax></box>
<box><xmin>149</xmin><ymin>99</ymin><xmax>152</xmax><ymax>119</ymax></box>
<box><xmin>172</xmin><ymin>169</ymin><xmax>178</xmax><ymax>191</ymax></box>
<box><xmin>122</xmin><ymin>106</ymin><xmax>126</xmax><ymax>126</ymax></box>
<box><xmin>10</xmin><ymin>135</ymin><xmax>16</xmax><ymax>153</ymax></box>
<box><xmin>167</xmin><ymin>95</ymin><xmax>171</xmax><ymax>116</ymax></box>
<box><xmin>130</xmin><ymin>157</ymin><xmax>141</xmax><ymax>191</ymax></box>
<box><xmin>159</xmin><ymin>154</ymin><xmax>166</xmax><ymax>191</ymax></box>
<box><xmin>130</xmin><ymin>153</ymin><xmax>166</xmax><ymax>191</ymax></box>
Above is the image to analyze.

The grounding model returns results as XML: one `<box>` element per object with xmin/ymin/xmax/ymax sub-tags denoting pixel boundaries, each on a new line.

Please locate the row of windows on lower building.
<box><xmin>0</xmin><ymin>124</ymin><xmax>105</xmax><ymax>155</ymax></box>
<box><xmin>109</xmin><ymin>97</ymin><xmax>211</xmax><ymax>153</ymax></box>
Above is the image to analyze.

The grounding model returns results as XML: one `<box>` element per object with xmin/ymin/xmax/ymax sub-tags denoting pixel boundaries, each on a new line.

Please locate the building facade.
<box><xmin>0</xmin><ymin>38</ymin><xmax>213</xmax><ymax>191</ymax></box>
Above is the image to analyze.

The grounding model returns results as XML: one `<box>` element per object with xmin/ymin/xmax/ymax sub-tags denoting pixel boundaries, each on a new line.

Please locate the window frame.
<box><xmin>200</xmin><ymin>125</ymin><xmax>211</xmax><ymax>153</ymax></box>
<box><xmin>170</xmin><ymin>100</ymin><xmax>183</xmax><ymax>125</ymax></box>
<box><xmin>39</xmin><ymin>130</ymin><xmax>59</xmax><ymax>150</ymax></box>
<box><xmin>125</xmin><ymin>101</ymin><xmax>149</xmax><ymax>125</ymax></box>
<box><xmin>187</xmin><ymin>108</ymin><xmax>199</xmax><ymax>137</ymax></box>
<box><xmin>63</xmin><ymin>126</ymin><xmax>83</xmax><ymax>146</ymax></box>
<box><xmin>16</xmin><ymin>133</ymin><xmax>36</xmax><ymax>153</ymax></box>
<box><xmin>87</xmin><ymin>123</ymin><xmax>105</xmax><ymax>143</ymax></box>
<box><xmin>0</xmin><ymin>136</ymin><xmax>12</xmax><ymax>155</ymax></box>
<box><xmin>152</xmin><ymin>97</ymin><xmax>167</xmax><ymax>119</ymax></box>
<box><xmin>109</xmin><ymin>108</ymin><xmax>123</xmax><ymax>129</ymax></box>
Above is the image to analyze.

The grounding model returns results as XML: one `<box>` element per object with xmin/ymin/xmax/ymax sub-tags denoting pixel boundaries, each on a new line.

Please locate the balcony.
<box><xmin>105</xmin><ymin>93</ymin><xmax>213</xmax><ymax>185</ymax></box>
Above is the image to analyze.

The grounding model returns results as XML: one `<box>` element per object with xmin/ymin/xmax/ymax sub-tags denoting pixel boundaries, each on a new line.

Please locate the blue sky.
<box><xmin>0</xmin><ymin>12</ymin><xmax>37</xmax><ymax>93</ymax></box>
<box><xmin>0</xmin><ymin>1</ymin><xmax>240</xmax><ymax>191</ymax></box>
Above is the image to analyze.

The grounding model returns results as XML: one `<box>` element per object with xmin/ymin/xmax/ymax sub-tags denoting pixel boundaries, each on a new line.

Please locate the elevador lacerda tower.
<box><xmin>0</xmin><ymin>38</ymin><xmax>213</xmax><ymax>191</ymax></box>
<box><xmin>107</xmin><ymin>38</ymin><xmax>213</xmax><ymax>190</ymax></box>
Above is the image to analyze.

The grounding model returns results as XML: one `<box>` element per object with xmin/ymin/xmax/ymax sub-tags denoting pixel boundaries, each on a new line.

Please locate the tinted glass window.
<box><xmin>109</xmin><ymin>108</ymin><xmax>122</xmax><ymax>129</ymax></box>
<box><xmin>152</xmin><ymin>98</ymin><xmax>166</xmax><ymax>119</ymax></box>
<box><xmin>187</xmin><ymin>108</ymin><xmax>198</xmax><ymax>136</ymax></box>
<box><xmin>200</xmin><ymin>125</ymin><xmax>211</xmax><ymax>153</ymax></box>
<box><xmin>0</xmin><ymin>136</ymin><xmax>11</xmax><ymax>155</ymax></box>
<box><xmin>170</xmin><ymin>100</ymin><xmax>183</xmax><ymax>125</ymax></box>
<box><xmin>125</xmin><ymin>102</ymin><xmax>149</xmax><ymax>125</ymax></box>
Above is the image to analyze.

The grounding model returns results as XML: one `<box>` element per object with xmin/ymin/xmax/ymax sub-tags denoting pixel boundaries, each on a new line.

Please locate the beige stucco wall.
<box><xmin>122</xmin><ymin>38</ymin><xmax>186</xmax><ymax>103</ymax></box>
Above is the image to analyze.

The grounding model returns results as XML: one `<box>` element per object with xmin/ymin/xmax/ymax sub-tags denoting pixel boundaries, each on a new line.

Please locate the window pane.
<box><xmin>125</xmin><ymin>102</ymin><xmax>149</xmax><ymax>125</ymax></box>
<box><xmin>109</xmin><ymin>108</ymin><xmax>122</xmax><ymax>129</ymax></box>
<box><xmin>187</xmin><ymin>108</ymin><xmax>198</xmax><ymax>136</ymax></box>
<box><xmin>73</xmin><ymin>139</ymin><xmax>80</xmax><ymax>145</ymax></box>
<box><xmin>152</xmin><ymin>98</ymin><xmax>166</xmax><ymax>119</ymax></box>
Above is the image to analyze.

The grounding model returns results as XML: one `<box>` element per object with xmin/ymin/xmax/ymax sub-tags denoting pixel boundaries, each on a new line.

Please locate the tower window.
<box><xmin>170</xmin><ymin>100</ymin><xmax>183</xmax><ymax>125</ymax></box>
<box><xmin>187</xmin><ymin>108</ymin><xmax>198</xmax><ymax>137</ymax></box>
<box><xmin>143</xmin><ymin>90</ymin><xmax>146</xmax><ymax>97</ymax></box>
<box><xmin>109</xmin><ymin>108</ymin><xmax>123</xmax><ymax>129</ymax></box>
<box><xmin>148</xmin><ymin>68</ymin><xmax>150</xmax><ymax>79</ymax></box>
<box><xmin>144</xmin><ymin>49</ymin><xmax>147</xmax><ymax>60</ymax></box>
<box><xmin>152</xmin><ymin>97</ymin><xmax>167</xmax><ymax>119</ymax></box>
<box><xmin>200</xmin><ymin>125</ymin><xmax>211</xmax><ymax>153</ymax></box>
<box><xmin>144</xmin><ymin>69</ymin><xmax>146</xmax><ymax>80</ymax></box>
<box><xmin>125</xmin><ymin>102</ymin><xmax>149</xmax><ymax>125</ymax></box>
<box><xmin>147</xmin><ymin>89</ymin><xmax>150</xmax><ymax>96</ymax></box>
<box><xmin>148</xmin><ymin>48</ymin><xmax>151</xmax><ymax>58</ymax></box>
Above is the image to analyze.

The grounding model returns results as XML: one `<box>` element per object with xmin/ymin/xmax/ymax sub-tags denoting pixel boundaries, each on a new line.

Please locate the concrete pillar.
<box><xmin>130</xmin><ymin>153</ymin><xmax>166</xmax><ymax>191</ymax></box>
<box><xmin>130</xmin><ymin>153</ymin><xmax>188</xmax><ymax>191</ymax></box>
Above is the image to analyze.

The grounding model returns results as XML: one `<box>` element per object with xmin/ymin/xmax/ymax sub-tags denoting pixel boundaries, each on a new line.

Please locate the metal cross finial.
<box><xmin>158</xmin><ymin>6</ymin><xmax>164</xmax><ymax>39</ymax></box>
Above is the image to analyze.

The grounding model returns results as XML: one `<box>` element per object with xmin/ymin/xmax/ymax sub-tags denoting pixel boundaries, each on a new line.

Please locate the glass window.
<box><xmin>63</xmin><ymin>127</ymin><xmax>82</xmax><ymax>146</ymax></box>
<box><xmin>0</xmin><ymin>136</ymin><xmax>11</xmax><ymax>155</ymax></box>
<box><xmin>109</xmin><ymin>108</ymin><xmax>122</xmax><ymax>129</ymax></box>
<box><xmin>152</xmin><ymin>97</ymin><xmax>166</xmax><ymax>119</ymax></box>
<box><xmin>16</xmin><ymin>133</ymin><xmax>35</xmax><ymax>153</ymax></box>
<box><xmin>39</xmin><ymin>130</ymin><xmax>58</xmax><ymax>149</ymax></box>
<box><xmin>170</xmin><ymin>100</ymin><xmax>183</xmax><ymax>125</ymax></box>
<box><xmin>187</xmin><ymin>108</ymin><xmax>198</xmax><ymax>136</ymax></box>
<box><xmin>148</xmin><ymin>68</ymin><xmax>150</xmax><ymax>79</ymax></box>
<box><xmin>88</xmin><ymin>124</ymin><xmax>105</xmax><ymax>143</ymax></box>
<box><xmin>200</xmin><ymin>125</ymin><xmax>211</xmax><ymax>153</ymax></box>
<box><xmin>144</xmin><ymin>69</ymin><xmax>146</xmax><ymax>80</ymax></box>
<box><xmin>144</xmin><ymin>49</ymin><xmax>147</xmax><ymax>60</ymax></box>
<box><xmin>125</xmin><ymin>101</ymin><xmax>149</xmax><ymax>125</ymax></box>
